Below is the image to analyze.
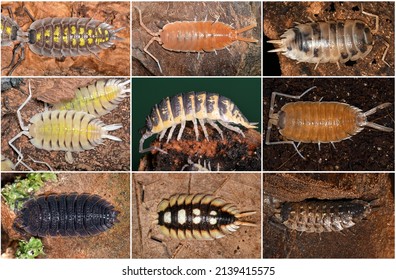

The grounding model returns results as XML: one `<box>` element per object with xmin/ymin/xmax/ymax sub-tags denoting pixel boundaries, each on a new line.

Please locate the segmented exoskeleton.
<box><xmin>52</xmin><ymin>79</ymin><xmax>131</xmax><ymax>117</ymax></box>
<box><xmin>272</xmin><ymin>199</ymin><xmax>372</xmax><ymax>233</ymax></box>
<box><xmin>134</xmin><ymin>6</ymin><xmax>258</xmax><ymax>73</ymax></box>
<box><xmin>268</xmin><ymin>6</ymin><xmax>390</xmax><ymax>69</ymax></box>
<box><xmin>139</xmin><ymin>91</ymin><xmax>258</xmax><ymax>153</ymax></box>
<box><xmin>266</xmin><ymin>86</ymin><xmax>393</xmax><ymax>159</ymax></box>
<box><xmin>156</xmin><ymin>193</ymin><xmax>256</xmax><ymax>240</ymax></box>
<box><xmin>1</xmin><ymin>7</ymin><xmax>124</xmax><ymax>75</ymax></box>
<box><xmin>13</xmin><ymin>193</ymin><xmax>119</xmax><ymax>237</ymax></box>
<box><xmin>1</xmin><ymin>12</ymin><xmax>21</xmax><ymax>46</ymax></box>
<box><xmin>8</xmin><ymin>82</ymin><xmax>123</xmax><ymax>170</ymax></box>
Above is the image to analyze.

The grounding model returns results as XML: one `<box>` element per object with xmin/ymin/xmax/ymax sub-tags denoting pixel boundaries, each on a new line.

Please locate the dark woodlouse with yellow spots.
<box><xmin>1</xmin><ymin>8</ymin><xmax>124</xmax><ymax>75</ymax></box>
<box><xmin>139</xmin><ymin>91</ymin><xmax>258</xmax><ymax>153</ymax></box>
<box><xmin>1</xmin><ymin>13</ymin><xmax>21</xmax><ymax>47</ymax></box>
<box><xmin>272</xmin><ymin>199</ymin><xmax>372</xmax><ymax>233</ymax></box>
<box><xmin>156</xmin><ymin>193</ymin><xmax>256</xmax><ymax>240</ymax></box>
<box><xmin>13</xmin><ymin>193</ymin><xmax>119</xmax><ymax>237</ymax></box>
<box><xmin>268</xmin><ymin>7</ymin><xmax>390</xmax><ymax>68</ymax></box>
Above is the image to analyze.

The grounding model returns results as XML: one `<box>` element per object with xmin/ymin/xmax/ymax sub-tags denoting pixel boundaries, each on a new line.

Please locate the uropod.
<box><xmin>267</xmin><ymin>5</ymin><xmax>391</xmax><ymax>69</ymax></box>
<box><xmin>266</xmin><ymin>86</ymin><xmax>393</xmax><ymax>159</ymax></box>
<box><xmin>134</xmin><ymin>6</ymin><xmax>258</xmax><ymax>73</ymax></box>
<box><xmin>139</xmin><ymin>91</ymin><xmax>258</xmax><ymax>154</ymax></box>
<box><xmin>8</xmin><ymin>82</ymin><xmax>123</xmax><ymax>170</ymax></box>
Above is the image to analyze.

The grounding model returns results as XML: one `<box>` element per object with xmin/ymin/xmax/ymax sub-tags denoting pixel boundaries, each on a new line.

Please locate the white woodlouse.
<box><xmin>272</xmin><ymin>199</ymin><xmax>372</xmax><ymax>233</ymax></box>
<box><xmin>134</xmin><ymin>6</ymin><xmax>258</xmax><ymax>73</ymax></box>
<box><xmin>266</xmin><ymin>86</ymin><xmax>393</xmax><ymax>159</ymax></box>
<box><xmin>156</xmin><ymin>193</ymin><xmax>256</xmax><ymax>240</ymax></box>
<box><xmin>8</xmin><ymin>82</ymin><xmax>123</xmax><ymax>170</ymax></box>
<box><xmin>139</xmin><ymin>91</ymin><xmax>258</xmax><ymax>153</ymax></box>
<box><xmin>52</xmin><ymin>79</ymin><xmax>131</xmax><ymax>117</ymax></box>
<box><xmin>1</xmin><ymin>7</ymin><xmax>124</xmax><ymax>75</ymax></box>
<box><xmin>268</xmin><ymin>6</ymin><xmax>390</xmax><ymax>69</ymax></box>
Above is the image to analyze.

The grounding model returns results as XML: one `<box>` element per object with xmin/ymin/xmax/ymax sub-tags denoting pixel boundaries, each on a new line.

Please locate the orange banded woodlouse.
<box><xmin>51</xmin><ymin>79</ymin><xmax>131</xmax><ymax>117</ymax></box>
<box><xmin>272</xmin><ymin>199</ymin><xmax>372</xmax><ymax>233</ymax></box>
<box><xmin>156</xmin><ymin>193</ymin><xmax>256</xmax><ymax>240</ymax></box>
<box><xmin>13</xmin><ymin>193</ymin><xmax>119</xmax><ymax>237</ymax></box>
<box><xmin>266</xmin><ymin>86</ymin><xmax>393</xmax><ymax>159</ymax></box>
<box><xmin>8</xmin><ymin>82</ymin><xmax>123</xmax><ymax>170</ymax></box>
<box><xmin>139</xmin><ymin>91</ymin><xmax>258</xmax><ymax>153</ymax></box>
<box><xmin>268</xmin><ymin>6</ymin><xmax>390</xmax><ymax>69</ymax></box>
<box><xmin>1</xmin><ymin>7</ymin><xmax>124</xmax><ymax>75</ymax></box>
<box><xmin>134</xmin><ymin>6</ymin><xmax>258</xmax><ymax>73</ymax></box>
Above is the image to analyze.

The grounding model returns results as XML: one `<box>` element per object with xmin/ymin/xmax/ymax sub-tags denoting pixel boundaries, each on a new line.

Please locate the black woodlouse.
<box><xmin>13</xmin><ymin>193</ymin><xmax>119</xmax><ymax>237</ymax></box>
<box><xmin>272</xmin><ymin>199</ymin><xmax>372</xmax><ymax>233</ymax></box>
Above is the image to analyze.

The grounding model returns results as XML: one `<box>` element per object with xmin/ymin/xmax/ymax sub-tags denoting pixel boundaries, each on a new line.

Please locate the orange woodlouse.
<box><xmin>134</xmin><ymin>7</ymin><xmax>258</xmax><ymax>73</ymax></box>
<box><xmin>266</xmin><ymin>86</ymin><xmax>393</xmax><ymax>159</ymax></box>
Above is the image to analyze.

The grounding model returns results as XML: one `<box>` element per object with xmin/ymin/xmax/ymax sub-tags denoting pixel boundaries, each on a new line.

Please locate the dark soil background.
<box><xmin>132</xmin><ymin>1</ymin><xmax>261</xmax><ymax>76</ymax></box>
<box><xmin>132</xmin><ymin>173</ymin><xmax>261</xmax><ymax>258</ymax></box>
<box><xmin>1</xmin><ymin>1</ymin><xmax>130</xmax><ymax>76</ymax></box>
<box><xmin>263</xmin><ymin>173</ymin><xmax>394</xmax><ymax>258</ymax></box>
<box><xmin>263</xmin><ymin>1</ymin><xmax>394</xmax><ymax>76</ymax></box>
<box><xmin>1</xmin><ymin>173</ymin><xmax>130</xmax><ymax>258</ymax></box>
<box><xmin>1</xmin><ymin>78</ymin><xmax>130</xmax><ymax>171</ymax></box>
<box><xmin>263</xmin><ymin>78</ymin><xmax>394</xmax><ymax>171</ymax></box>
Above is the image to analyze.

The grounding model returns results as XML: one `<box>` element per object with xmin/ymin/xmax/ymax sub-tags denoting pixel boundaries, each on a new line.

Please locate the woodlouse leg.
<box><xmin>176</xmin><ymin>121</ymin><xmax>186</xmax><ymax>141</ymax></box>
<box><xmin>198</xmin><ymin>119</ymin><xmax>209</xmax><ymax>140</ymax></box>
<box><xmin>381</xmin><ymin>41</ymin><xmax>391</xmax><ymax>67</ymax></box>
<box><xmin>8</xmin><ymin>131</ymin><xmax>32</xmax><ymax>171</ymax></box>
<box><xmin>192</xmin><ymin>118</ymin><xmax>200</xmax><ymax>141</ymax></box>
<box><xmin>2</xmin><ymin>42</ymin><xmax>26</xmax><ymax>76</ymax></box>
<box><xmin>218</xmin><ymin>120</ymin><xmax>245</xmax><ymax>137</ymax></box>
<box><xmin>166</xmin><ymin>125</ymin><xmax>177</xmax><ymax>143</ymax></box>
<box><xmin>159</xmin><ymin>127</ymin><xmax>168</xmax><ymax>141</ymax></box>
<box><xmin>206</xmin><ymin>119</ymin><xmax>224</xmax><ymax>139</ymax></box>
<box><xmin>144</xmin><ymin>37</ymin><xmax>163</xmax><ymax>73</ymax></box>
<box><xmin>65</xmin><ymin>152</ymin><xmax>74</xmax><ymax>164</ymax></box>
<box><xmin>361</xmin><ymin>5</ymin><xmax>379</xmax><ymax>34</ymax></box>
<box><xmin>27</xmin><ymin>156</ymin><xmax>53</xmax><ymax>171</ymax></box>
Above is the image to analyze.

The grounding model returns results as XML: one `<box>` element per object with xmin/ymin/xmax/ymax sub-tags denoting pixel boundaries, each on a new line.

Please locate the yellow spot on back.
<box><xmin>44</xmin><ymin>29</ymin><xmax>51</xmax><ymax>38</ymax></box>
<box><xmin>71</xmin><ymin>25</ymin><xmax>77</xmax><ymax>35</ymax></box>
<box><xmin>72</xmin><ymin>38</ymin><xmax>77</xmax><ymax>46</ymax></box>
<box><xmin>79</xmin><ymin>27</ymin><xmax>85</xmax><ymax>35</ymax></box>
<box><xmin>36</xmin><ymin>32</ymin><xmax>42</xmax><ymax>41</ymax></box>
<box><xmin>79</xmin><ymin>38</ymin><xmax>85</xmax><ymax>46</ymax></box>
<box><xmin>5</xmin><ymin>26</ymin><xmax>12</xmax><ymax>35</ymax></box>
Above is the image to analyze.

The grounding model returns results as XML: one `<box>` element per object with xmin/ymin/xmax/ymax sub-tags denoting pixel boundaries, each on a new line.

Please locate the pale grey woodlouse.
<box><xmin>268</xmin><ymin>5</ymin><xmax>390</xmax><ymax>69</ymax></box>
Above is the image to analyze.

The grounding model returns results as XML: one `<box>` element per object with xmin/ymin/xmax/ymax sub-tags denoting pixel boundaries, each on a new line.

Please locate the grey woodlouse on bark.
<box><xmin>156</xmin><ymin>193</ymin><xmax>256</xmax><ymax>240</ymax></box>
<box><xmin>139</xmin><ymin>91</ymin><xmax>258</xmax><ymax>153</ymax></box>
<box><xmin>13</xmin><ymin>193</ymin><xmax>119</xmax><ymax>237</ymax></box>
<box><xmin>51</xmin><ymin>79</ymin><xmax>131</xmax><ymax>117</ymax></box>
<box><xmin>267</xmin><ymin>6</ymin><xmax>390</xmax><ymax>69</ymax></box>
<box><xmin>8</xmin><ymin>81</ymin><xmax>123</xmax><ymax>170</ymax></box>
<box><xmin>134</xmin><ymin>6</ymin><xmax>258</xmax><ymax>73</ymax></box>
<box><xmin>266</xmin><ymin>86</ymin><xmax>393</xmax><ymax>159</ymax></box>
<box><xmin>1</xmin><ymin>7</ymin><xmax>124</xmax><ymax>75</ymax></box>
<box><xmin>271</xmin><ymin>199</ymin><xmax>372</xmax><ymax>233</ymax></box>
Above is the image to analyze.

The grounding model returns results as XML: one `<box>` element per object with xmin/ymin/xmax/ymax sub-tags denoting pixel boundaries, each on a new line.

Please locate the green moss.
<box><xmin>15</xmin><ymin>237</ymin><xmax>45</xmax><ymax>259</ymax></box>
<box><xmin>1</xmin><ymin>173</ymin><xmax>57</xmax><ymax>210</ymax></box>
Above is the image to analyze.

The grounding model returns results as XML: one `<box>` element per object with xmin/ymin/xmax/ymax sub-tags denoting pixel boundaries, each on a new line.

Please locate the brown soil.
<box><xmin>1</xmin><ymin>173</ymin><xmax>130</xmax><ymax>259</ymax></box>
<box><xmin>132</xmin><ymin>173</ymin><xmax>261</xmax><ymax>259</ymax></box>
<box><xmin>1</xmin><ymin>1</ymin><xmax>130</xmax><ymax>76</ymax></box>
<box><xmin>132</xmin><ymin>1</ymin><xmax>261</xmax><ymax>76</ymax></box>
<box><xmin>1</xmin><ymin>78</ymin><xmax>130</xmax><ymax>171</ymax></box>
<box><xmin>263</xmin><ymin>173</ymin><xmax>395</xmax><ymax>258</ymax></box>
<box><xmin>264</xmin><ymin>1</ymin><xmax>394</xmax><ymax>76</ymax></box>
<box><xmin>263</xmin><ymin>78</ymin><xmax>394</xmax><ymax>171</ymax></box>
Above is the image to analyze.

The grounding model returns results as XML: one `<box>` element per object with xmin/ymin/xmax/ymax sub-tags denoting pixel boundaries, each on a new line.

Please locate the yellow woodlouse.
<box><xmin>8</xmin><ymin>82</ymin><xmax>123</xmax><ymax>170</ymax></box>
<box><xmin>134</xmin><ymin>6</ymin><xmax>258</xmax><ymax>73</ymax></box>
<box><xmin>266</xmin><ymin>86</ymin><xmax>393</xmax><ymax>159</ymax></box>
<box><xmin>268</xmin><ymin>5</ymin><xmax>390</xmax><ymax>69</ymax></box>
<box><xmin>139</xmin><ymin>91</ymin><xmax>258</xmax><ymax>154</ymax></box>
<box><xmin>51</xmin><ymin>79</ymin><xmax>131</xmax><ymax>117</ymax></box>
<box><xmin>156</xmin><ymin>193</ymin><xmax>256</xmax><ymax>240</ymax></box>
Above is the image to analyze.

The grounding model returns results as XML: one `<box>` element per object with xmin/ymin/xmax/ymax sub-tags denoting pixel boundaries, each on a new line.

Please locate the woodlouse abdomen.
<box><xmin>27</xmin><ymin>17</ymin><xmax>123</xmax><ymax>58</ymax></box>
<box><xmin>156</xmin><ymin>193</ymin><xmax>255</xmax><ymax>240</ymax></box>
<box><xmin>52</xmin><ymin>79</ymin><xmax>131</xmax><ymax>117</ymax></box>
<box><xmin>274</xmin><ymin>199</ymin><xmax>372</xmax><ymax>233</ymax></box>
<box><xmin>268</xmin><ymin>20</ymin><xmax>374</xmax><ymax>67</ymax></box>
<box><xmin>14</xmin><ymin>193</ymin><xmax>119</xmax><ymax>237</ymax></box>
<box><xmin>139</xmin><ymin>91</ymin><xmax>258</xmax><ymax>153</ymax></box>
